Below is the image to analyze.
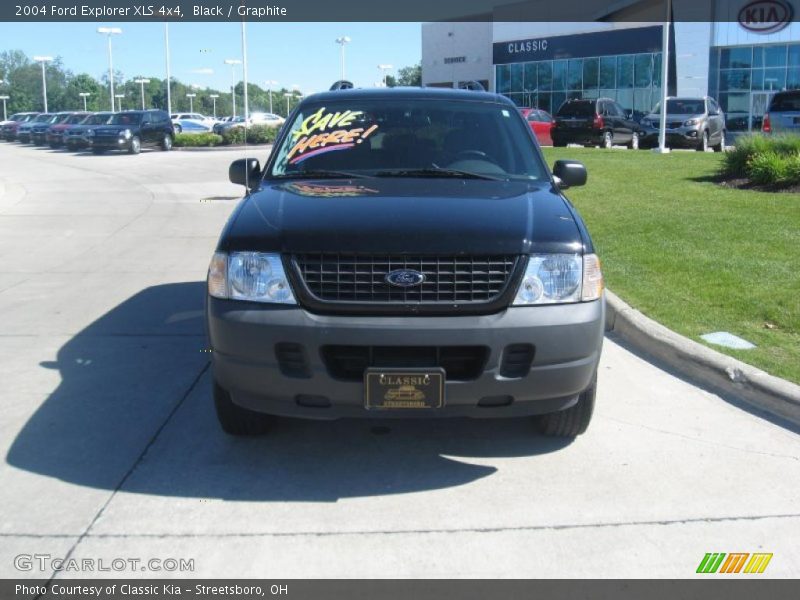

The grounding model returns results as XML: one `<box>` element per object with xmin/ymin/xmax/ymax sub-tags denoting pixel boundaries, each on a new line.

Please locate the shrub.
<box><xmin>222</xmin><ymin>127</ymin><xmax>246</xmax><ymax>145</ymax></box>
<box><xmin>721</xmin><ymin>134</ymin><xmax>800</xmax><ymax>186</ymax></box>
<box><xmin>221</xmin><ymin>124</ymin><xmax>278</xmax><ymax>146</ymax></box>
<box><xmin>173</xmin><ymin>132</ymin><xmax>223</xmax><ymax>147</ymax></box>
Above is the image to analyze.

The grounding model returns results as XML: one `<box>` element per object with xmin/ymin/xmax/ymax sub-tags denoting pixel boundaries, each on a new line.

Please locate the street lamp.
<box><xmin>378</xmin><ymin>64</ymin><xmax>393</xmax><ymax>87</ymax></box>
<box><xmin>224</xmin><ymin>59</ymin><xmax>241</xmax><ymax>117</ymax></box>
<box><xmin>209</xmin><ymin>94</ymin><xmax>219</xmax><ymax>118</ymax></box>
<box><xmin>115</xmin><ymin>93</ymin><xmax>125</xmax><ymax>112</ymax></box>
<box><xmin>78</xmin><ymin>92</ymin><xmax>91</xmax><ymax>111</ymax></box>
<box><xmin>284</xmin><ymin>92</ymin><xmax>293</xmax><ymax>115</ymax></box>
<box><xmin>335</xmin><ymin>36</ymin><xmax>351</xmax><ymax>81</ymax></box>
<box><xmin>134</xmin><ymin>78</ymin><xmax>150</xmax><ymax>110</ymax></box>
<box><xmin>241</xmin><ymin>22</ymin><xmax>249</xmax><ymax>121</ymax></box>
<box><xmin>186</xmin><ymin>93</ymin><xmax>196</xmax><ymax>112</ymax></box>
<box><xmin>164</xmin><ymin>23</ymin><xmax>172</xmax><ymax>116</ymax></box>
<box><xmin>97</xmin><ymin>27</ymin><xmax>122</xmax><ymax>112</ymax></box>
<box><xmin>264</xmin><ymin>80</ymin><xmax>277</xmax><ymax>114</ymax></box>
<box><xmin>33</xmin><ymin>56</ymin><xmax>53</xmax><ymax>112</ymax></box>
<box><xmin>0</xmin><ymin>95</ymin><xmax>9</xmax><ymax>121</ymax></box>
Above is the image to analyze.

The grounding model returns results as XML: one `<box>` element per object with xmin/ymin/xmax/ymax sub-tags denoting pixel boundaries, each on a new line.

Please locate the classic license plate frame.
<box><xmin>364</xmin><ymin>368</ymin><xmax>445</xmax><ymax>410</ymax></box>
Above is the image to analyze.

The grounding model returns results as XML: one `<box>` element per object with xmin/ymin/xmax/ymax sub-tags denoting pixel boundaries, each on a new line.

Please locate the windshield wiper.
<box><xmin>271</xmin><ymin>169</ymin><xmax>370</xmax><ymax>180</ymax></box>
<box><xmin>374</xmin><ymin>166</ymin><xmax>507</xmax><ymax>181</ymax></box>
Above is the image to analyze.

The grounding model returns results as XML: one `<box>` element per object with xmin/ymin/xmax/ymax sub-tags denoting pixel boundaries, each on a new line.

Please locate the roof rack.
<box><xmin>458</xmin><ymin>81</ymin><xmax>485</xmax><ymax>91</ymax></box>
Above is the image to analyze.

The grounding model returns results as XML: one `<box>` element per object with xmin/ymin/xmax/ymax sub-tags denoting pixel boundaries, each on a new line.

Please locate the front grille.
<box><xmin>321</xmin><ymin>345</ymin><xmax>489</xmax><ymax>381</ymax></box>
<box><xmin>294</xmin><ymin>254</ymin><xmax>518</xmax><ymax>304</ymax></box>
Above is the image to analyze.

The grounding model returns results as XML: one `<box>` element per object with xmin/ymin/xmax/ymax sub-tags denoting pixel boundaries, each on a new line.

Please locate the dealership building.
<box><xmin>421</xmin><ymin>0</ymin><xmax>800</xmax><ymax>132</ymax></box>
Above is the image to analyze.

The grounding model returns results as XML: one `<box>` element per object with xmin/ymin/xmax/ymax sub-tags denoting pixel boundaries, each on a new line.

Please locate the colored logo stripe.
<box><xmin>697</xmin><ymin>552</ymin><xmax>772</xmax><ymax>574</ymax></box>
<box><xmin>697</xmin><ymin>553</ymin><xmax>726</xmax><ymax>573</ymax></box>
<box><xmin>744</xmin><ymin>553</ymin><xmax>773</xmax><ymax>574</ymax></box>
<box><xmin>719</xmin><ymin>553</ymin><xmax>749</xmax><ymax>573</ymax></box>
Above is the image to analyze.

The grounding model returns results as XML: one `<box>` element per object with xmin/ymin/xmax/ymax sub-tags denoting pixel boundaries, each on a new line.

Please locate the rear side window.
<box><xmin>770</xmin><ymin>93</ymin><xmax>800</xmax><ymax>111</ymax></box>
<box><xmin>557</xmin><ymin>101</ymin><xmax>595</xmax><ymax>117</ymax></box>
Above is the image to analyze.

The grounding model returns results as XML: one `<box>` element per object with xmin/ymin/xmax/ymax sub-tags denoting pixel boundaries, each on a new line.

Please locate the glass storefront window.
<box><xmin>496</xmin><ymin>64</ymin><xmax>511</xmax><ymax>94</ymax></box>
<box><xmin>721</xmin><ymin>47</ymin><xmax>752</xmax><ymax>69</ymax></box>
<box><xmin>510</xmin><ymin>64</ymin><xmax>523</xmax><ymax>93</ymax></box>
<box><xmin>599</xmin><ymin>57</ymin><xmax>616</xmax><ymax>88</ymax></box>
<box><xmin>567</xmin><ymin>59</ymin><xmax>583</xmax><ymax>90</ymax></box>
<box><xmin>764</xmin><ymin>68</ymin><xmax>786</xmax><ymax>91</ymax></box>
<box><xmin>634</xmin><ymin>54</ymin><xmax>653</xmax><ymax>88</ymax></box>
<box><xmin>524</xmin><ymin>63</ymin><xmax>537</xmax><ymax>93</ymax></box>
<box><xmin>617</xmin><ymin>55</ymin><xmax>634</xmax><ymax>88</ymax></box>
<box><xmin>764</xmin><ymin>45</ymin><xmax>787</xmax><ymax>67</ymax></box>
<box><xmin>583</xmin><ymin>57</ymin><xmax>599</xmax><ymax>91</ymax></box>
<box><xmin>538</xmin><ymin>62</ymin><xmax>552</xmax><ymax>91</ymax></box>
<box><xmin>720</xmin><ymin>69</ymin><xmax>751</xmax><ymax>91</ymax></box>
<box><xmin>553</xmin><ymin>60</ymin><xmax>567</xmax><ymax>91</ymax></box>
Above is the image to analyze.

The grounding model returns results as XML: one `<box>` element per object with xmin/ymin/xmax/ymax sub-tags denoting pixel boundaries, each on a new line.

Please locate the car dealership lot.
<box><xmin>0</xmin><ymin>143</ymin><xmax>799</xmax><ymax>578</ymax></box>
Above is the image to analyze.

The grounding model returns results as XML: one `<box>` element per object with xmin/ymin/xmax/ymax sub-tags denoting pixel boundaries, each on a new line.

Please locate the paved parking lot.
<box><xmin>1</xmin><ymin>142</ymin><xmax>799</xmax><ymax>578</ymax></box>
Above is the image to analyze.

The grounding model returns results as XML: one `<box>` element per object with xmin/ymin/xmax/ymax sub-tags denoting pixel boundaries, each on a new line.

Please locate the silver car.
<box><xmin>763</xmin><ymin>91</ymin><xmax>800</xmax><ymax>134</ymax></box>
<box><xmin>640</xmin><ymin>97</ymin><xmax>726</xmax><ymax>152</ymax></box>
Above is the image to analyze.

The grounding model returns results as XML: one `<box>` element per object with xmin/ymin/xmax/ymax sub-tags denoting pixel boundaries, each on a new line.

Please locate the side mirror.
<box><xmin>229</xmin><ymin>158</ymin><xmax>261</xmax><ymax>188</ymax></box>
<box><xmin>552</xmin><ymin>160</ymin><xmax>587</xmax><ymax>188</ymax></box>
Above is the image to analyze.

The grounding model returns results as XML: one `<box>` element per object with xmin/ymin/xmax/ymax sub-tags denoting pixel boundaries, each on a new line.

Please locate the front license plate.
<box><xmin>364</xmin><ymin>368</ymin><xmax>445</xmax><ymax>410</ymax></box>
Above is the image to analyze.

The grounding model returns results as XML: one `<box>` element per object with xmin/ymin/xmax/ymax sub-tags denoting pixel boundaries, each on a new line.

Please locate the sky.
<box><xmin>0</xmin><ymin>22</ymin><xmax>421</xmax><ymax>94</ymax></box>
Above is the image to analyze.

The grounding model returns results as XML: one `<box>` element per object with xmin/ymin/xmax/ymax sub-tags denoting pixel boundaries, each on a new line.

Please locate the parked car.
<box><xmin>0</xmin><ymin>112</ymin><xmax>39</xmax><ymax>141</ymax></box>
<box><xmin>31</xmin><ymin>112</ymin><xmax>72</xmax><ymax>145</ymax></box>
<box><xmin>170</xmin><ymin>112</ymin><xmax>214</xmax><ymax>133</ymax></box>
<box><xmin>207</xmin><ymin>87</ymin><xmax>604</xmax><ymax>438</ymax></box>
<box><xmin>46</xmin><ymin>112</ymin><xmax>91</xmax><ymax>148</ymax></box>
<box><xmin>87</xmin><ymin>110</ymin><xmax>174</xmax><ymax>154</ymax></box>
<box><xmin>762</xmin><ymin>90</ymin><xmax>800</xmax><ymax>135</ymax></box>
<box><xmin>64</xmin><ymin>112</ymin><xmax>115</xmax><ymax>150</ymax></box>
<box><xmin>639</xmin><ymin>97</ymin><xmax>726</xmax><ymax>151</ymax></box>
<box><xmin>551</xmin><ymin>98</ymin><xmax>641</xmax><ymax>149</ymax></box>
<box><xmin>172</xmin><ymin>119</ymin><xmax>213</xmax><ymax>134</ymax></box>
<box><xmin>17</xmin><ymin>113</ymin><xmax>53</xmax><ymax>143</ymax></box>
<box><xmin>521</xmin><ymin>108</ymin><xmax>554</xmax><ymax>146</ymax></box>
<box><xmin>212</xmin><ymin>116</ymin><xmax>245</xmax><ymax>135</ymax></box>
<box><xmin>250</xmin><ymin>112</ymin><xmax>285</xmax><ymax>127</ymax></box>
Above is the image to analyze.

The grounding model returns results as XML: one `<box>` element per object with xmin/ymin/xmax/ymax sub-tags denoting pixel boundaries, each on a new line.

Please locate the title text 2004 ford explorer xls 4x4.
<box><xmin>207</xmin><ymin>88</ymin><xmax>605</xmax><ymax>438</ymax></box>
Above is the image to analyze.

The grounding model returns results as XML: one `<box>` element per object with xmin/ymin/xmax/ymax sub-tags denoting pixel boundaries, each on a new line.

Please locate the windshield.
<box><xmin>65</xmin><ymin>114</ymin><xmax>86</xmax><ymax>124</ymax></box>
<box><xmin>652</xmin><ymin>99</ymin><xmax>705</xmax><ymax>115</ymax></box>
<box><xmin>109</xmin><ymin>113</ymin><xmax>143</xmax><ymax>126</ymax></box>
<box><xmin>84</xmin><ymin>113</ymin><xmax>112</xmax><ymax>125</ymax></box>
<box><xmin>33</xmin><ymin>114</ymin><xmax>52</xmax><ymax>123</ymax></box>
<box><xmin>268</xmin><ymin>98</ymin><xmax>547</xmax><ymax>181</ymax></box>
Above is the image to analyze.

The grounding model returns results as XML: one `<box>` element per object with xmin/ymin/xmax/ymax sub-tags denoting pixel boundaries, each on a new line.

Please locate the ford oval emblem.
<box><xmin>385</xmin><ymin>269</ymin><xmax>426</xmax><ymax>288</ymax></box>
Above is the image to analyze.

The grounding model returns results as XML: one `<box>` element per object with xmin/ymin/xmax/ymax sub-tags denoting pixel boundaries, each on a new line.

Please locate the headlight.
<box><xmin>120</xmin><ymin>129</ymin><xmax>132</xmax><ymax>139</ymax></box>
<box><xmin>85</xmin><ymin>129</ymin><xmax>94</xmax><ymax>137</ymax></box>
<box><xmin>207</xmin><ymin>251</ymin><xmax>296</xmax><ymax>304</ymax></box>
<box><xmin>683</xmin><ymin>118</ymin><xmax>699</xmax><ymax>127</ymax></box>
<box><xmin>513</xmin><ymin>253</ymin><xmax>603</xmax><ymax>305</ymax></box>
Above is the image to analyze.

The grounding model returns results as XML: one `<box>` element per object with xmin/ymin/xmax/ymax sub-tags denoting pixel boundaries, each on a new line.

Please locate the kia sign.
<box><xmin>738</xmin><ymin>0</ymin><xmax>794</xmax><ymax>33</ymax></box>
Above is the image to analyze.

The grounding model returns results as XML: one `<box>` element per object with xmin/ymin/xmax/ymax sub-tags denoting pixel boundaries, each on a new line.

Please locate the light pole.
<box><xmin>33</xmin><ymin>56</ymin><xmax>53</xmax><ymax>112</ymax></box>
<box><xmin>284</xmin><ymin>92</ymin><xmax>293</xmax><ymax>115</ymax></box>
<box><xmin>115</xmin><ymin>93</ymin><xmax>125</xmax><ymax>112</ymax></box>
<box><xmin>134</xmin><ymin>78</ymin><xmax>150</xmax><ymax>109</ymax></box>
<box><xmin>224</xmin><ymin>59</ymin><xmax>241</xmax><ymax>117</ymax></box>
<box><xmin>97</xmin><ymin>27</ymin><xmax>122</xmax><ymax>112</ymax></box>
<box><xmin>241</xmin><ymin>22</ymin><xmax>249</xmax><ymax>121</ymax></box>
<box><xmin>79</xmin><ymin>92</ymin><xmax>91</xmax><ymax>111</ymax></box>
<box><xmin>378</xmin><ymin>64</ymin><xmax>393</xmax><ymax>87</ymax></box>
<box><xmin>164</xmin><ymin>23</ymin><xmax>172</xmax><ymax>116</ymax></box>
<box><xmin>653</xmin><ymin>0</ymin><xmax>671</xmax><ymax>154</ymax></box>
<box><xmin>209</xmin><ymin>94</ymin><xmax>219</xmax><ymax>118</ymax></box>
<box><xmin>264</xmin><ymin>80</ymin><xmax>277</xmax><ymax>114</ymax></box>
<box><xmin>0</xmin><ymin>95</ymin><xmax>8</xmax><ymax>121</ymax></box>
<box><xmin>186</xmin><ymin>93</ymin><xmax>196</xmax><ymax>112</ymax></box>
<box><xmin>335</xmin><ymin>36</ymin><xmax>351</xmax><ymax>81</ymax></box>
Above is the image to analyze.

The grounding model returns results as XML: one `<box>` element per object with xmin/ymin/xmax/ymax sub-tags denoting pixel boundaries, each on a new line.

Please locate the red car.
<box><xmin>519</xmin><ymin>108</ymin><xmax>554</xmax><ymax>147</ymax></box>
<box><xmin>46</xmin><ymin>112</ymin><xmax>91</xmax><ymax>148</ymax></box>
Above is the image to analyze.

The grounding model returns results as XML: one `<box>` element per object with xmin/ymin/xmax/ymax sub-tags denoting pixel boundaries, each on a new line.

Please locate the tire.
<box><xmin>535</xmin><ymin>377</ymin><xmax>596</xmax><ymax>437</ymax></box>
<box><xmin>128</xmin><ymin>136</ymin><xmax>141</xmax><ymax>155</ymax></box>
<box><xmin>161</xmin><ymin>133</ymin><xmax>173</xmax><ymax>151</ymax></box>
<box><xmin>712</xmin><ymin>130</ymin><xmax>726</xmax><ymax>153</ymax></box>
<box><xmin>628</xmin><ymin>131</ymin><xmax>640</xmax><ymax>150</ymax></box>
<box><xmin>602</xmin><ymin>130</ymin><xmax>613</xmax><ymax>149</ymax></box>
<box><xmin>553</xmin><ymin>139</ymin><xmax>566</xmax><ymax>147</ymax></box>
<box><xmin>174</xmin><ymin>124</ymin><xmax>182</xmax><ymax>134</ymax></box>
<box><xmin>696</xmin><ymin>130</ymin><xmax>709</xmax><ymax>152</ymax></box>
<box><xmin>213</xmin><ymin>380</ymin><xmax>275</xmax><ymax>436</ymax></box>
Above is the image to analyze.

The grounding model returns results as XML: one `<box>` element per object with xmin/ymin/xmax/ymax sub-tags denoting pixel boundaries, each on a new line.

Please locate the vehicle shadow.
<box><xmin>6</xmin><ymin>282</ymin><xmax>571</xmax><ymax>502</ymax></box>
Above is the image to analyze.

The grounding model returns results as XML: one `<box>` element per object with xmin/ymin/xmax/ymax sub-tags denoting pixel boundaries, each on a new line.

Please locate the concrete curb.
<box><xmin>173</xmin><ymin>144</ymin><xmax>273</xmax><ymax>153</ymax></box>
<box><xmin>605</xmin><ymin>289</ymin><xmax>800</xmax><ymax>426</ymax></box>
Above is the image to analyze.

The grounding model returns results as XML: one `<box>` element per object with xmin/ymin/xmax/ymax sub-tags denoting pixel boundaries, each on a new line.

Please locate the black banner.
<box><xmin>1</xmin><ymin>0</ymin><xmax>798</xmax><ymax>22</ymax></box>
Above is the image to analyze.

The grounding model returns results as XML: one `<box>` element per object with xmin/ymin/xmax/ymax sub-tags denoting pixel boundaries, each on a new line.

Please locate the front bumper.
<box><xmin>90</xmin><ymin>137</ymin><xmax>132</xmax><ymax>150</ymax></box>
<box><xmin>640</xmin><ymin>127</ymin><xmax>702</xmax><ymax>147</ymax></box>
<box><xmin>207</xmin><ymin>297</ymin><xmax>605</xmax><ymax>419</ymax></box>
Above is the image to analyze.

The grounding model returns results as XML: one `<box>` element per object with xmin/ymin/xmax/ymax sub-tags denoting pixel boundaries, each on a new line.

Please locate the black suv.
<box><xmin>552</xmin><ymin>98</ymin><xmax>641</xmax><ymax>149</ymax></box>
<box><xmin>207</xmin><ymin>87</ymin><xmax>605</xmax><ymax>438</ymax></box>
<box><xmin>87</xmin><ymin>110</ymin><xmax>174</xmax><ymax>154</ymax></box>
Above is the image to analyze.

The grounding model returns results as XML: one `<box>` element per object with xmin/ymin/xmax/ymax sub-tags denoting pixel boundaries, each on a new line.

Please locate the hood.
<box><xmin>645</xmin><ymin>112</ymin><xmax>703</xmax><ymax>121</ymax></box>
<box><xmin>221</xmin><ymin>178</ymin><xmax>584</xmax><ymax>256</ymax></box>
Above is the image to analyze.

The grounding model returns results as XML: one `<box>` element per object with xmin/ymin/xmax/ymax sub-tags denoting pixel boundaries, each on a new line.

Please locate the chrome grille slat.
<box><xmin>295</xmin><ymin>254</ymin><xmax>517</xmax><ymax>304</ymax></box>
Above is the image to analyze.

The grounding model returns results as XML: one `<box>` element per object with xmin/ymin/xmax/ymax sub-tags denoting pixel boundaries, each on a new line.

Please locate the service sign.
<box><xmin>738</xmin><ymin>0</ymin><xmax>794</xmax><ymax>33</ymax></box>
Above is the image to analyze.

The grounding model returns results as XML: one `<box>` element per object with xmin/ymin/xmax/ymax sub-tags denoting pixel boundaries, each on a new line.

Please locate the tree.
<box><xmin>396</xmin><ymin>63</ymin><xmax>422</xmax><ymax>87</ymax></box>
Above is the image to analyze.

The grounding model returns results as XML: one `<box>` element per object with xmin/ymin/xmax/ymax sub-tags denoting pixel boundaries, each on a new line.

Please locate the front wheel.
<box><xmin>535</xmin><ymin>377</ymin><xmax>596</xmax><ymax>437</ymax></box>
<box><xmin>712</xmin><ymin>130</ymin><xmax>726</xmax><ymax>153</ymax></box>
<box><xmin>213</xmin><ymin>380</ymin><xmax>275</xmax><ymax>436</ymax></box>
<box><xmin>602</xmin><ymin>131</ymin><xmax>613</xmax><ymax>149</ymax></box>
<box><xmin>628</xmin><ymin>131</ymin><xmax>640</xmax><ymax>150</ymax></box>
<box><xmin>161</xmin><ymin>133</ymin><xmax>173</xmax><ymax>151</ymax></box>
<box><xmin>128</xmin><ymin>136</ymin><xmax>141</xmax><ymax>155</ymax></box>
<box><xmin>696</xmin><ymin>130</ymin><xmax>709</xmax><ymax>152</ymax></box>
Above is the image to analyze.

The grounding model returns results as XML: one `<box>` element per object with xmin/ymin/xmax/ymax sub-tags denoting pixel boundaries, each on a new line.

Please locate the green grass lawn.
<box><xmin>541</xmin><ymin>147</ymin><xmax>800</xmax><ymax>384</ymax></box>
